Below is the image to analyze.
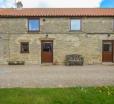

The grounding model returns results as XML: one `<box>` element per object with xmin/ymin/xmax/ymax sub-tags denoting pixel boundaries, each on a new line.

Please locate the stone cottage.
<box><xmin>0</xmin><ymin>8</ymin><xmax>114</xmax><ymax>65</ymax></box>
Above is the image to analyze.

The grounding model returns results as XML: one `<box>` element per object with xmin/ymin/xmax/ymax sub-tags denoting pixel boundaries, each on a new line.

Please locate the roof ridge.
<box><xmin>1</xmin><ymin>8</ymin><xmax>114</xmax><ymax>9</ymax></box>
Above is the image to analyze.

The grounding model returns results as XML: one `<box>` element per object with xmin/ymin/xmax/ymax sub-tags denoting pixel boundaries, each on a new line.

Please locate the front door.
<box><xmin>102</xmin><ymin>40</ymin><xmax>113</xmax><ymax>62</ymax></box>
<box><xmin>41</xmin><ymin>40</ymin><xmax>53</xmax><ymax>63</ymax></box>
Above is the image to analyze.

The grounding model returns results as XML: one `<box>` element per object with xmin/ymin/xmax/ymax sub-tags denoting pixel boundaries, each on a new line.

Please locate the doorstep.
<box><xmin>41</xmin><ymin>63</ymin><xmax>53</xmax><ymax>66</ymax></box>
<box><xmin>102</xmin><ymin>62</ymin><xmax>114</xmax><ymax>66</ymax></box>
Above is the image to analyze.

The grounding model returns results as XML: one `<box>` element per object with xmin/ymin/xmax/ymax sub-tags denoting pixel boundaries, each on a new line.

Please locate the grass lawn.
<box><xmin>0</xmin><ymin>87</ymin><xmax>114</xmax><ymax>104</ymax></box>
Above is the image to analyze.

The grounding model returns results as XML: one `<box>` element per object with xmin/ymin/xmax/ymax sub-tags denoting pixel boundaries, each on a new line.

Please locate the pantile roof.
<box><xmin>0</xmin><ymin>8</ymin><xmax>114</xmax><ymax>17</ymax></box>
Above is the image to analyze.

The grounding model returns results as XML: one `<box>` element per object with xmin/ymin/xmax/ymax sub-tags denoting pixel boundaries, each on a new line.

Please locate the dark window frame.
<box><xmin>70</xmin><ymin>18</ymin><xmax>82</xmax><ymax>32</ymax></box>
<box><xmin>20</xmin><ymin>42</ymin><xmax>29</xmax><ymax>53</ymax></box>
<box><xmin>103</xmin><ymin>42</ymin><xmax>112</xmax><ymax>52</ymax></box>
<box><xmin>28</xmin><ymin>18</ymin><xmax>40</xmax><ymax>32</ymax></box>
<box><xmin>113</xmin><ymin>19</ymin><xmax>114</xmax><ymax>32</ymax></box>
<box><xmin>42</xmin><ymin>43</ymin><xmax>53</xmax><ymax>52</ymax></box>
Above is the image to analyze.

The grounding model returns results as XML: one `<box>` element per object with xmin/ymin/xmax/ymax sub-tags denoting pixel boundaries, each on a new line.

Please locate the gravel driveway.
<box><xmin>0</xmin><ymin>65</ymin><xmax>114</xmax><ymax>88</ymax></box>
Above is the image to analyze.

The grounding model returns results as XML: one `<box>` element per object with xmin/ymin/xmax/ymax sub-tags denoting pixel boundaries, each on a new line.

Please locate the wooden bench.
<box><xmin>65</xmin><ymin>54</ymin><xmax>84</xmax><ymax>66</ymax></box>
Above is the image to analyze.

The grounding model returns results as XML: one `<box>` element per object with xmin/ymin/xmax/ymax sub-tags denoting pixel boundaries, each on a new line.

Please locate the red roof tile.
<box><xmin>0</xmin><ymin>8</ymin><xmax>114</xmax><ymax>17</ymax></box>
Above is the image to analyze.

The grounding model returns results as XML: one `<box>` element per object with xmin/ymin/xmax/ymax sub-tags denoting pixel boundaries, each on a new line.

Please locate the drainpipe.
<box><xmin>112</xmin><ymin>40</ymin><xmax>114</xmax><ymax>63</ymax></box>
<box><xmin>8</xmin><ymin>32</ymin><xmax>10</xmax><ymax>64</ymax></box>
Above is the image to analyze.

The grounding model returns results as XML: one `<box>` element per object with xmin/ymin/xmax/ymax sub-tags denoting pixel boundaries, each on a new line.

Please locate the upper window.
<box><xmin>70</xmin><ymin>19</ymin><xmax>81</xmax><ymax>31</ymax></box>
<box><xmin>28</xmin><ymin>19</ymin><xmax>40</xmax><ymax>32</ymax></box>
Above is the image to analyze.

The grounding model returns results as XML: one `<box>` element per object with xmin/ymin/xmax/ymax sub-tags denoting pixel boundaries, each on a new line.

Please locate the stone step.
<box><xmin>41</xmin><ymin>63</ymin><xmax>53</xmax><ymax>66</ymax></box>
<box><xmin>102</xmin><ymin>62</ymin><xmax>114</xmax><ymax>66</ymax></box>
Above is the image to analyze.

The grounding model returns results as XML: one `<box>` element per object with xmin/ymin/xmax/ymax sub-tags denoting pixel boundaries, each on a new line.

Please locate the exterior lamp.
<box><xmin>107</xmin><ymin>34</ymin><xmax>110</xmax><ymax>37</ymax></box>
<box><xmin>45</xmin><ymin>33</ymin><xmax>48</xmax><ymax>38</ymax></box>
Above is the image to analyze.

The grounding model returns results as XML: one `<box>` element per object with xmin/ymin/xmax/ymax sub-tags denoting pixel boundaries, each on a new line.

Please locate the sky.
<box><xmin>100</xmin><ymin>0</ymin><xmax>114</xmax><ymax>8</ymax></box>
<box><xmin>0</xmin><ymin>0</ymin><xmax>114</xmax><ymax>8</ymax></box>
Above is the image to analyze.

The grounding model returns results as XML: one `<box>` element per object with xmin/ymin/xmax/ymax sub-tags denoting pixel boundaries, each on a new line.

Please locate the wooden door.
<box><xmin>102</xmin><ymin>40</ymin><xmax>113</xmax><ymax>62</ymax></box>
<box><xmin>41</xmin><ymin>40</ymin><xmax>53</xmax><ymax>63</ymax></box>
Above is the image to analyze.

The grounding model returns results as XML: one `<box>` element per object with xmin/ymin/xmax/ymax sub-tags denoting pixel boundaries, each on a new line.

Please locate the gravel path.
<box><xmin>0</xmin><ymin>65</ymin><xmax>114</xmax><ymax>88</ymax></box>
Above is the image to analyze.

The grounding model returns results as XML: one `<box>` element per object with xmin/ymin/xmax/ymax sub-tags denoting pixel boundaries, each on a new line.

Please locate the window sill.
<box><xmin>28</xmin><ymin>31</ymin><xmax>40</xmax><ymax>33</ymax></box>
<box><xmin>70</xmin><ymin>30</ymin><xmax>81</xmax><ymax>32</ymax></box>
<box><xmin>21</xmin><ymin>52</ymin><xmax>29</xmax><ymax>54</ymax></box>
<box><xmin>69</xmin><ymin>30</ymin><xmax>82</xmax><ymax>33</ymax></box>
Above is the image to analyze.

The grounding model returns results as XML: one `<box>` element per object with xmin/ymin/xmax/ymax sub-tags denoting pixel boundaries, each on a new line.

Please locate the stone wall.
<box><xmin>0</xmin><ymin>17</ymin><xmax>114</xmax><ymax>64</ymax></box>
<box><xmin>0</xmin><ymin>34</ymin><xmax>9</xmax><ymax>64</ymax></box>
<box><xmin>8</xmin><ymin>33</ymin><xmax>114</xmax><ymax>64</ymax></box>
<box><xmin>0</xmin><ymin>18</ymin><xmax>27</xmax><ymax>34</ymax></box>
<box><xmin>82</xmin><ymin>17</ymin><xmax>114</xmax><ymax>33</ymax></box>
<box><xmin>0</xmin><ymin>17</ymin><xmax>114</xmax><ymax>34</ymax></box>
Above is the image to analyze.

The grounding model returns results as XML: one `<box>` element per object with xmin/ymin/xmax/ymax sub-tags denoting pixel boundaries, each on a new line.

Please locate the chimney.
<box><xmin>16</xmin><ymin>0</ymin><xmax>23</xmax><ymax>9</ymax></box>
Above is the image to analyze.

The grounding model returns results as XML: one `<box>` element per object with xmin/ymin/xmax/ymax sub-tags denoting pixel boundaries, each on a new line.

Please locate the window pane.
<box><xmin>21</xmin><ymin>42</ymin><xmax>29</xmax><ymax>53</ymax></box>
<box><xmin>43</xmin><ymin>43</ymin><xmax>52</xmax><ymax>52</ymax></box>
<box><xmin>71</xmin><ymin>19</ymin><xmax>81</xmax><ymax>30</ymax></box>
<box><xmin>103</xmin><ymin>42</ymin><xmax>112</xmax><ymax>52</ymax></box>
<box><xmin>29</xmin><ymin>19</ymin><xmax>39</xmax><ymax>31</ymax></box>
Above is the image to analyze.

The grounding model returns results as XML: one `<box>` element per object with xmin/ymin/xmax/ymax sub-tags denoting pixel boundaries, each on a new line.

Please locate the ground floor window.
<box><xmin>20</xmin><ymin>42</ymin><xmax>29</xmax><ymax>53</ymax></box>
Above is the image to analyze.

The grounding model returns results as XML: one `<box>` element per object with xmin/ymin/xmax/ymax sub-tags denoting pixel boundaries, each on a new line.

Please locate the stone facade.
<box><xmin>0</xmin><ymin>17</ymin><xmax>114</xmax><ymax>64</ymax></box>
